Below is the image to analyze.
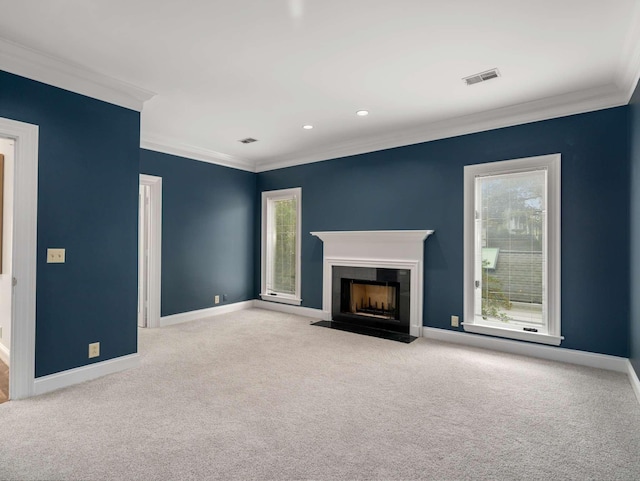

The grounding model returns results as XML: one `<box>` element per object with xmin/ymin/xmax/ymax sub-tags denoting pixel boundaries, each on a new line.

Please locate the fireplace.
<box><xmin>344</xmin><ymin>279</ymin><xmax>398</xmax><ymax>320</ymax></box>
<box><xmin>310</xmin><ymin>230</ymin><xmax>434</xmax><ymax>342</ymax></box>
<box><xmin>332</xmin><ymin>266</ymin><xmax>410</xmax><ymax>334</ymax></box>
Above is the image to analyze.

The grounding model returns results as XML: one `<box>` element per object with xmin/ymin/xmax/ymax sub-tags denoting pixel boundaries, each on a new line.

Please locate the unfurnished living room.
<box><xmin>1</xmin><ymin>1</ymin><xmax>640</xmax><ymax>480</ymax></box>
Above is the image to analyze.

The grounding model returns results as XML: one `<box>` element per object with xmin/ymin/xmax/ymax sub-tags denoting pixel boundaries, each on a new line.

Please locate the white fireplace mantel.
<box><xmin>310</xmin><ymin>230</ymin><xmax>434</xmax><ymax>337</ymax></box>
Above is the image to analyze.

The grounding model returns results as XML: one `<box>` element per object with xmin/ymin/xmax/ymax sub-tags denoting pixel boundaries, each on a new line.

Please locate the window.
<box><xmin>261</xmin><ymin>188</ymin><xmax>302</xmax><ymax>305</ymax></box>
<box><xmin>463</xmin><ymin>154</ymin><xmax>562</xmax><ymax>345</ymax></box>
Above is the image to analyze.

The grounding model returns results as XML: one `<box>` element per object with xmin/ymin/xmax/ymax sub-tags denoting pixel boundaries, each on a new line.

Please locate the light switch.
<box><xmin>47</xmin><ymin>248</ymin><xmax>66</xmax><ymax>263</ymax></box>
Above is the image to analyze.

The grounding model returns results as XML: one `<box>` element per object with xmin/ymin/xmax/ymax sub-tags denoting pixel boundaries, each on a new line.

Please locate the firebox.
<box><xmin>331</xmin><ymin>266</ymin><xmax>411</xmax><ymax>334</ymax></box>
<box><xmin>341</xmin><ymin>279</ymin><xmax>399</xmax><ymax>320</ymax></box>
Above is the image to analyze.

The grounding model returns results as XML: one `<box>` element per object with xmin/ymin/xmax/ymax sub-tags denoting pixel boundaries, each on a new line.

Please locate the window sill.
<box><xmin>462</xmin><ymin>322</ymin><xmax>563</xmax><ymax>346</ymax></box>
<box><xmin>260</xmin><ymin>293</ymin><xmax>302</xmax><ymax>306</ymax></box>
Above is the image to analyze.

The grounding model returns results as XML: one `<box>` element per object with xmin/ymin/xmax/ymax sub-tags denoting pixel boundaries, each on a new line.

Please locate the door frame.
<box><xmin>139</xmin><ymin>174</ymin><xmax>162</xmax><ymax>328</ymax></box>
<box><xmin>0</xmin><ymin>117</ymin><xmax>38</xmax><ymax>400</ymax></box>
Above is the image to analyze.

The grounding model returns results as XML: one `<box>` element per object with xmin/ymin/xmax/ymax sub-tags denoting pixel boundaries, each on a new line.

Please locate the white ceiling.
<box><xmin>1</xmin><ymin>0</ymin><xmax>639</xmax><ymax>172</ymax></box>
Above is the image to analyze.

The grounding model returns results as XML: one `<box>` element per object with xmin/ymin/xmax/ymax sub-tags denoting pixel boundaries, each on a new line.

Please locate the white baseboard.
<box><xmin>628</xmin><ymin>360</ymin><xmax>640</xmax><ymax>405</ymax></box>
<box><xmin>33</xmin><ymin>353</ymin><xmax>140</xmax><ymax>397</ymax></box>
<box><xmin>0</xmin><ymin>342</ymin><xmax>9</xmax><ymax>366</ymax></box>
<box><xmin>253</xmin><ymin>300</ymin><xmax>329</xmax><ymax>320</ymax></box>
<box><xmin>422</xmin><ymin>327</ymin><xmax>629</xmax><ymax>373</ymax></box>
<box><xmin>160</xmin><ymin>300</ymin><xmax>255</xmax><ymax>327</ymax></box>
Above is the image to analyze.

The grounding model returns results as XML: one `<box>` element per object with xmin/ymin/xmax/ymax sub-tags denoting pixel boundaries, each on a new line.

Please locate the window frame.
<box><xmin>260</xmin><ymin>187</ymin><xmax>302</xmax><ymax>306</ymax></box>
<box><xmin>463</xmin><ymin>154</ymin><xmax>562</xmax><ymax>346</ymax></box>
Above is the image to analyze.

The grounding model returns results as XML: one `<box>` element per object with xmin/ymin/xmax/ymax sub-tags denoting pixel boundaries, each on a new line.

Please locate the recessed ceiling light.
<box><xmin>303</xmin><ymin>125</ymin><xmax>314</xmax><ymax>130</ymax></box>
<box><xmin>356</xmin><ymin>110</ymin><xmax>369</xmax><ymax>116</ymax></box>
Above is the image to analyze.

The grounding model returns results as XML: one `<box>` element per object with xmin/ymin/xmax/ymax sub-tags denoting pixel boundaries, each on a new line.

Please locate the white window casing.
<box><xmin>463</xmin><ymin>154</ymin><xmax>562</xmax><ymax>346</ymax></box>
<box><xmin>261</xmin><ymin>187</ymin><xmax>302</xmax><ymax>305</ymax></box>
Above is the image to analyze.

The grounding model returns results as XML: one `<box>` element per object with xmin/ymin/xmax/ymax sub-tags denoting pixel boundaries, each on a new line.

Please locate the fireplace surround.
<box><xmin>310</xmin><ymin>230</ymin><xmax>434</xmax><ymax>339</ymax></box>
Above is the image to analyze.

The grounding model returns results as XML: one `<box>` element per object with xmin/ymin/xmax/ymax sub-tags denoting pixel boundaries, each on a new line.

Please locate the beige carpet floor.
<box><xmin>0</xmin><ymin>308</ymin><xmax>639</xmax><ymax>480</ymax></box>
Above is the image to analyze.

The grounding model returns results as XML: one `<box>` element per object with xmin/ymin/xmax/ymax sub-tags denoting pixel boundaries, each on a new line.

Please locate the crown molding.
<box><xmin>255</xmin><ymin>83</ymin><xmax>627</xmax><ymax>172</ymax></box>
<box><xmin>2</xmin><ymin>31</ymin><xmax>638</xmax><ymax>174</ymax></box>
<box><xmin>616</xmin><ymin>0</ymin><xmax>640</xmax><ymax>102</ymax></box>
<box><xmin>142</xmin><ymin>82</ymin><xmax>627</xmax><ymax>174</ymax></box>
<box><xmin>140</xmin><ymin>134</ymin><xmax>256</xmax><ymax>172</ymax></box>
<box><xmin>0</xmin><ymin>37</ymin><xmax>155</xmax><ymax>112</ymax></box>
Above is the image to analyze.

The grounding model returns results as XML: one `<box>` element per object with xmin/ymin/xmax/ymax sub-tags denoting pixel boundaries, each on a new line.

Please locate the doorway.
<box><xmin>138</xmin><ymin>183</ymin><xmax>150</xmax><ymax>328</ymax></box>
<box><xmin>0</xmin><ymin>138</ymin><xmax>14</xmax><ymax>403</ymax></box>
<box><xmin>138</xmin><ymin>174</ymin><xmax>162</xmax><ymax>329</ymax></box>
<box><xmin>0</xmin><ymin>117</ymin><xmax>38</xmax><ymax>401</ymax></box>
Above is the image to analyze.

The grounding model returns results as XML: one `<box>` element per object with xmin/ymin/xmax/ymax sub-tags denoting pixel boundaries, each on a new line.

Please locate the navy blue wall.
<box><xmin>630</xmin><ymin>82</ymin><xmax>640</xmax><ymax>375</ymax></box>
<box><xmin>140</xmin><ymin>150</ymin><xmax>256</xmax><ymax>316</ymax></box>
<box><xmin>0</xmin><ymin>71</ymin><xmax>140</xmax><ymax>377</ymax></box>
<box><xmin>258</xmin><ymin>107</ymin><xmax>630</xmax><ymax>357</ymax></box>
<box><xmin>1</xmin><ymin>67</ymin><xmax>633</xmax><ymax>378</ymax></box>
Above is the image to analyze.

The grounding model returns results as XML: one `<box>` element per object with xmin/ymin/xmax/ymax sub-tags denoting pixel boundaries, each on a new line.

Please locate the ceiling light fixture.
<box><xmin>303</xmin><ymin>125</ymin><xmax>314</xmax><ymax>129</ymax></box>
<box><xmin>356</xmin><ymin>110</ymin><xmax>369</xmax><ymax>116</ymax></box>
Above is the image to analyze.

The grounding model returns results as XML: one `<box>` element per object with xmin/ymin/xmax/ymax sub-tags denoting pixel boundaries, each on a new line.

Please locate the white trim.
<box><xmin>139</xmin><ymin>175</ymin><xmax>162</xmax><ymax>329</ymax></box>
<box><xmin>463</xmin><ymin>153</ymin><xmax>561</xmax><ymax>345</ymax></box>
<box><xmin>253</xmin><ymin>299</ymin><xmax>328</xmax><ymax>319</ymax></box>
<box><xmin>462</xmin><ymin>323</ymin><xmax>562</xmax><ymax>346</ymax></box>
<box><xmin>259</xmin><ymin>293</ymin><xmax>302</xmax><ymax>306</ymax></box>
<box><xmin>0</xmin><ymin>118</ymin><xmax>38</xmax><ymax>400</ymax></box>
<box><xmin>0</xmin><ymin>37</ymin><xmax>155</xmax><ymax>112</ymax></box>
<box><xmin>0</xmin><ymin>342</ymin><xmax>9</xmax><ymax>366</ymax></box>
<box><xmin>311</xmin><ymin>230</ymin><xmax>434</xmax><ymax>338</ymax></box>
<box><xmin>261</xmin><ymin>188</ymin><xmax>302</xmax><ymax>303</ymax></box>
<box><xmin>310</xmin><ymin>230</ymin><xmax>433</xmax><ymax>245</ymax></box>
<box><xmin>255</xmin><ymin>84</ymin><xmax>625</xmax><ymax>172</ymax></box>
<box><xmin>616</xmin><ymin>0</ymin><xmax>640</xmax><ymax>102</ymax></box>
<box><xmin>160</xmin><ymin>300</ymin><xmax>255</xmax><ymax>327</ymax></box>
<box><xmin>628</xmin><ymin>361</ymin><xmax>640</xmax><ymax>406</ymax></box>
<box><xmin>140</xmin><ymin>137</ymin><xmax>255</xmax><ymax>172</ymax></box>
<box><xmin>423</xmin><ymin>327</ymin><xmax>628</xmax><ymax>373</ymax></box>
<box><xmin>33</xmin><ymin>354</ymin><xmax>139</xmax><ymax>397</ymax></box>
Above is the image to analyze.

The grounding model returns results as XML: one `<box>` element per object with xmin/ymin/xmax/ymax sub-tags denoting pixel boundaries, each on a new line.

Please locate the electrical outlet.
<box><xmin>451</xmin><ymin>315</ymin><xmax>459</xmax><ymax>327</ymax></box>
<box><xmin>47</xmin><ymin>248</ymin><xmax>66</xmax><ymax>263</ymax></box>
<box><xmin>88</xmin><ymin>342</ymin><xmax>100</xmax><ymax>358</ymax></box>
<box><xmin>222</xmin><ymin>294</ymin><xmax>227</xmax><ymax>301</ymax></box>
<box><xmin>214</xmin><ymin>295</ymin><xmax>220</xmax><ymax>304</ymax></box>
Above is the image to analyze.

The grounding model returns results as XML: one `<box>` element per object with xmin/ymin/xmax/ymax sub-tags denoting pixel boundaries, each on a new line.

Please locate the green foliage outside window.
<box><xmin>272</xmin><ymin>198</ymin><xmax>297</xmax><ymax>294</ymax></box>
<box><xmin>481</xmin><ymin>259</ymin><xmax>512</xmax><ymax>322</ymax></box>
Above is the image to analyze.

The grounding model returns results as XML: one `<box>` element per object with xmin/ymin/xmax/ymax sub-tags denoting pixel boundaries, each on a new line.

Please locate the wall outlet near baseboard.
<box><xmin>214</xmin><ymin>295</ymin><xmax>220</xmax><ymax>304</ymax></box>
<box><xmin>47</xmin><ymin>248</ymin><xmax>66</xmax><ymax>263</ymax></box>
<box><xmin>451</xmin><ymin>315</ymin><xmax>459</xmax><ymax>327</ymax></box>
<box><xmin>222</xmin><ymin>294</ymin><xmax>227</xmax><ymax>301</ymax></box>
<box><xmin>88</xmin><ymin>342</ymin><xmax>100</xmax><ymax>358</ymax></box>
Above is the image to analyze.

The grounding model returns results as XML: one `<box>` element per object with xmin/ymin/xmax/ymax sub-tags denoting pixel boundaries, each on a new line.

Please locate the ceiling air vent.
<box><xmin>239</xmin><ymin>137</ymin><xmax>258</xmax><ymax>144</ymax></box>
<box><xmin>463</xmin><ymin>68</ymin><xmax>500</xmax><ymax>86</ymax></box>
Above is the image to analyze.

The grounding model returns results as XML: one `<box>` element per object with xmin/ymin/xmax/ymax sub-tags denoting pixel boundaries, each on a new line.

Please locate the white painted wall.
<box><xmin>0</xmin><ymin>137</ymin><xmax>15</xmax><ymax>360</ymax></box>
